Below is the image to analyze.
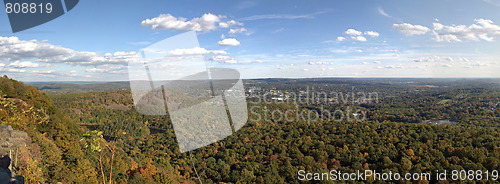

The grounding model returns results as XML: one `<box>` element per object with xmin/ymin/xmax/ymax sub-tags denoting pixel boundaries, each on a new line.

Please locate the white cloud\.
<box><xmin>141</xmin><ymin>13</ymin><xmax>243</xmax><ymax>32</ymax></box>
<box><xmin>433</xmin><ymin>22</ymin><xmax>444</xmax><ymax>30</ymax></box>
<box><xmin>8</xmin><ymin>61</ymin><xmax>51</xmax><ymax>68</ymax></box>
<box><xmin>85</xmin><ymin>65</ymin><xmax>126</xmax><ymax>74</ymax></box>
<box><xmin>365</xmin><ymin>31</ymin><xmax>380</xmax><ymax>37</ymax></box>
<box><xmin>393</xmin><ymin>23</ymin><xmax>431</xmax><ymax>35</ymax></box>
<box><xmin>351</xmin><ymin>36</ymin><xmax>367</xmax><ymax>42</ymax></box>
<box><xmin>384</xmin><ymin>65</ymin><xmax>403</xmax><ymax>69</ymax></box>
<box><xmin>433</xmin><ymin>19</ymin><xmax>500</xmax><ymax>42</ymax></box>
<box><xmin>219</xmin><ymin>20</ymin><xmax>243</xmax><ymax>28</ymax></box>
<box><xmin>228</xmin><ymin>28</ymin><xmax>247</xmax><ymax>34</ymax></box>
<box><xmin>239</xmin><ymin>11</ymin><xmax>325</xmax><ymax>21</ymax></box>
<box><xmin>217</xmin><ymin>38</ymin><xmax>241</xmax><ymax>46</ymax></box>
<box><xmin>308</xmin><ymin>61</ymin><xmax>333</xmax><ymax>65</ymax></box>
<box><xmin>483</xmin><ymin>0</ymin><xmax>500</xmax><ymax>7</ymax></box>
<box><xmin>0</xmin><ymin>36</ymin><xmax>138</xmax><ymax>66</ymax></box>
<box><xmin>344</xmin><ymin>29</ymin><xmax>363</xmax><ymax>36</ymax></box>
<box><xmin>209</xmin><ymin>55</ymin><xmax>238</xmax><ymax>64</ymax></box>
<box><xmin>413</xmin><ymin>56</ymin><xmax>453</xmax><ymax>62</ymax></box>
<box><xmin>377</xmin><ymin>7</ymin><xmax>391</xmax><ymax>18</ymax></box>
<box><xmin>339</xmin><ymin>29</ymin><xmax>377</xmax><ymax>42</ymax></box>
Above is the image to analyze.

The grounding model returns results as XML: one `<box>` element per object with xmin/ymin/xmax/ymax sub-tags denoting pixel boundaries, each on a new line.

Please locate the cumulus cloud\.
<box><xmin>433</xmin><ymin>22</ymin><xmax>444</xmax><ymax>30</ymax></box>
<box><xmin>219</xmin><ymin>20</ymin><xmax>243</xmax><ymax>28</ymax></box>
<box><xmin>85</xmin><ymin>65</ymin><xmax>126</xmax><ymax>74</ymax></box>
<box><xmin>433</xmin><ymin>19</ymin><xmax>500</xmax><ymax>42</ymax></box>
<box><xmin>413</xmin><ymin>56</ymin><xmax>453</xmax><ymax>63</ymax></box>
<box><xmin>141</xmin><ymin>13</ymin><xmax>243</xmax><ymax>32</ymax></box>
<box><xmin>217</xmin><ymin>38</ymin><xmax>241</xmax><ymax>46</ymax></box>
<box><xmin>228</xmin><ymin>28</ymin><xmax>247</xmax><ymax>34</ymax></box>
<box><xmin>351</xmin><ymin>36</ymin><xmax>367</xmax><ymax>42</ymax></box>
<box><xmin>0</xmin><ymin>36</ymin><xmax>138</xmax><ymax>66</ymax></box>
<box><xmin>393</xmin><ymin>23</ymin><xmax>430</xmax><ymax>35</ymax></box>
<box><xmin>336</xmin><ymin>37</ymin><xmax>347</xmax><ymax>41</ymax></box>
<box><xmin>344</xmin><ymin>29</ymin><xmax>363</xmax><ymax>36</ymax></box>
<box><xmin>365</xmin><ymin>31</ymin><xmax>380</xmax><ymax>37</ymax></box>
<box><xmin>339</xmin><ymin>29</ymin><xmax>378</xmax><ymax>42</ymax></box>
<box><xmin>8</xmin><ymin>61</ymin><xmax>51</xmax><ymax>68</ymax></box>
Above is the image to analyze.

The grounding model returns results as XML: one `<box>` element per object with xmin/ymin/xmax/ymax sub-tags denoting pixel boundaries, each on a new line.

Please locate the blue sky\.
<box><xmin>1</xmin><ymin>0</ymin><xmax>500</xmax><ymax>81</ymax></box>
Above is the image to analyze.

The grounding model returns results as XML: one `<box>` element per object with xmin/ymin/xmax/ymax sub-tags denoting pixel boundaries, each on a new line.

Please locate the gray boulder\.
<box><xmin>0</xmin><ymin>125</ymin><xmax>28</xmax><ymax>155</ymax></box>
<box><xmin>0</xmin><ymin>125</ymin><xmax>27</xmax><ymax>184</ymax></box>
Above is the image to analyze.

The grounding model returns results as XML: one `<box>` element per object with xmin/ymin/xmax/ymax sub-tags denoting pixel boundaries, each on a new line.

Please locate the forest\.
<box><xmin>0</xmin><ymin>76</ymin><xmax>499</xmax><ymax>183</ymax></box>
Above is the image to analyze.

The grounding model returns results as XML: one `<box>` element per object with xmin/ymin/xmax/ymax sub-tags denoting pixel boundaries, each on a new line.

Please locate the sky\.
<box><xmin>1</xmin><ymin>0</ymin><xmax>500</xmax><ymax>81</ymax></box>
